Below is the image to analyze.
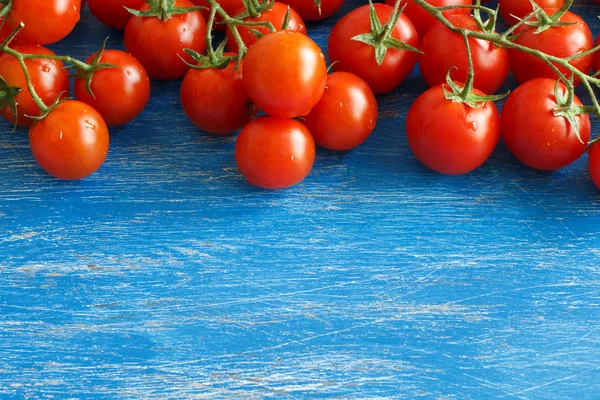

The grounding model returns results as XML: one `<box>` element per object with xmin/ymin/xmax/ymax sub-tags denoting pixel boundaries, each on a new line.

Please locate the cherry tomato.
<box><xmin>225</xmin><ymin>2</ymin><xmax>306</xmax><ymax>53</ymax></box>
<box><xmin>279</xmin><ymin>0</ymin><xmax>344</xmax><ymax>21</ymax></box>
<box><xmin>406</xmin><ymin>83</ymin><xmax>500</xmax><ymax>175</ymax></box>
<box><xmin>303</xmin><ymin>72</ymin><xmax>377</xmax><ymax>151</ymax></box>
<box><xmin>1</xmin><ymin>0</ymin><xmax>81</xmax><ymax>45</ymax></box>
<box><xmin>124</xmin><ymin>0</ymin><xmax>207</xmax><ymax>80</ymax></box>
<box><xmin>180</xmin><ymin>59</ymin><xmax>256</xmax><ymax>136</ymax></box>
<box><xmin>234</xmin><ymin>116</ymin><xmax>315</xmax><ymax>189</ymax></box>
<box><xmin>243</xmin><ymin>30</ymin><xmax>327</xmax><ymax>118</ymax></box>
<box><xmin>192</xmin><ymin>0</ymin><xmax>243</xmax><ymax>32</ymax></box>
<box><xmin>0</xmin><ymin>45</ymin><xmax>69</xmax><ymax>127</ymax></box>
<box><xmin>419</xmin><ymin>15</ymin><xmax>509</xmax><ymax>95</ymax></box>
<box><xmin>328</xmin><ymin>3</ymin><xmax>419</xmax><ymax>94</ymax></box>
<box><xmin>501</xmin><ymin>78</ymin><xmax>590</xmax><ymax>171</ymax></box>
<box><xmin>499</xmin><ymin>0</ymin><xmax>564</xmax><ymax>26</ymax></box>
<box><xmin>509</xmin><ymin>9</ymin><xmax>593</xmax><ymax>86</ymax></box>
<box><xmin>88</xmin><ymin>0</ymin><xmax>146</xmax><ymax>30</ymax></box>
<box><xmin>383</xmin><ymin>0</ymin><xmax>472</xmax><ymax>38</ymax></box>
<box><xmin>74</xmin><ymin>50</ymin><xmax>150</xmax><ymax>126</ymax></box>
<box><xmin>29</xmin><ymin>100</ymin><xmax>109</xmax><ymax>180</ymax></box>
<box><xmin>588</xmin><ymin>143</ymin><xmax>600</xmax><ymax>191</ymax></box>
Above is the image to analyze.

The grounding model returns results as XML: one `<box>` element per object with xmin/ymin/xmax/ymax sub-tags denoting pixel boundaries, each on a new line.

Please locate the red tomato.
<box><xmin>1</xmin><ymin>0</ymin><xmax>81</xmax><ymax>45</ymax></box>
<box><xmin>279</xmin><ymin>0</ymin><xmax>344</xmax><ymax>21</ymax></box>
<box><xmin>192</xmin><ymin>0</ymin><xmax>243</xmax><ymax>32</ymax></box>
<box><xmin>87</xmin><ymin>0</ymin><xmax>146</xmax><ymax>30</ymax></box>
<box><xmin>225</xmin><ymin>2</ymin><xmax>306</xmax><ymax>53</ymax></box>
<box><xmin>593</xmin><ymin>35</ymin><xmax>600</xmax><ymax>75</ymax></box>
<box><xmin>419</xmin><ymin>15</ymin><xmax>509</xmax><ymax>94</ymax></box>
<box><xmin>499</xmin><ymin>0</ymin><xmax>564</xmax><ymax>25</ymax></box>
<box><xmin>243</xmin><ymin>30</ymin><xmax>327</xmax><ymax>118</ymax></box>
<box><xmin>328</xmin><ymin>3</ymin><xmax>419</xmax><ymax>94</ymax></box>
<box><xmin>303</xmin><ymin>72</ymin><xmax>378</xmax><ymax>150</ymax></box>
<box><xmin>0</xmin><ymin>45</ymin><xmax>69</xmax><ymax>127</ymax></box>
<box><xmin>124</xmin><ymin>0</ymin><xmax>206</xmax><ymax>80</ymax></box>
<box><xmin>29</xmin><ymin>100</ymin><xmax>109</xmax><ymax>180</ymax></box>
<box><xmin>74</xmin><ymin>50</ymin><xmax>150</xmax><ymax>126</ymax></box>
<box><xmin>383</xmin><ymin>0</ymin><xmax>472</xmax><ymax>38</ymax></box>
<box><xmin>501</xmin><ymin>78</ymin><xmax>590</xmax><ymax>171</ymax></box>
<box><xmin>588</xmin><ymin>143</ymin><xmax>600</xmax><ymax>190</ymax></box>
<box><xmin>234</xmin><ymin>116</ymin><xmax>315</xmax><ymax>189</ymax></box>
<box><xmin>180</xmin><ymin>59</ymin><xmax>256</xmax><ymax>136</ymax></box>
<box><xmin>509</xmin><ymin>9</ymin><xmax>593</xmax><ymax>86</ymax></box>
<box><xmin>406</xmin><ymin>83</ymin><xmax>500</xmax><ymax>175</ymax></box>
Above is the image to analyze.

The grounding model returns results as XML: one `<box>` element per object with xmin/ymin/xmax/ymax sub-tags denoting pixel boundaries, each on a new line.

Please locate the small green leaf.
<box><xmin>0</xmin><ymin>75</ymin><xmax>21</xmax><ymax>130</ymax></box>
<box><xmin>313</xmin><ymin>0</ymin><xmax>321</xmax><ymax>15</ymax></box>
<box><xmin>281</xmin><ymin>5</ymin><xmax>290</xmax><ymax>30</ymax></box>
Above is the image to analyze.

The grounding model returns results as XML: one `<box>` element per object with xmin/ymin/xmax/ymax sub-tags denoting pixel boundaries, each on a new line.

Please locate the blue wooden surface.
<box><xmin>1</xmin><ymin>1</ymin><xmax>600</xmax><ymax>398</ymax></box>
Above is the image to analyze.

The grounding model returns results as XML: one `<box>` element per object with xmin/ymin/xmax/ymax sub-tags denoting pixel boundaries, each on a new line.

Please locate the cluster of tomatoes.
<box><xmin>0</xmin><ymin>0</ymin><xmax>600</xmax><ymax>190</ymax></box>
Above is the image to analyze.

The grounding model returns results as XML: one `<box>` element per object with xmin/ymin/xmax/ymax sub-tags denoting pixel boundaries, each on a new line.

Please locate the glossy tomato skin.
<box><xmin>225</xmin><ymin>2</ymin><xmax>306</xmax><ymax>53</ymax></box>
<box><xmin>192</xmin><ymin>0</ymin><xmax>243</xmax><ymax>32</ymax></box>
<box><xmin>328</xmin><ymin>3</ymin><xmax>419</xmax><ymax>94</ymax></box>
<box><xmin>510</xmin><ymin>9</ymin><xmax>593</xmax><ymax>86</ymax></box>
<box><xmin>279</xmin><ymin>0</ymin><xmax>344</xmax><ymax>21</ymax></box>
<box><xmin>243</xmin><ymin>30</ymin><xmax>327</xmax><ymax>118</ymax></box>
<box><xmin>2</xmin><ymin>0</ymin><xmax>80</xmax><ymax>45</ymax></box>
<box><xmin>419</xmin><ymin>15</ymin><xmax>509</xmax><ymax>94</ymax></box>
<box><xmin>501</xmin><ymin>78</ymin><xmax>590</xmax><ymax>171</ymax></box>
<box><xmin>181</xmin><ymin>60</ymin><xmax>256</xmax><ymax>136</ymax></box>
<box><xmin>29</xmin><ymin>100</ymin><xmax>109</xmax><ymax>180</ymax></box>
<box><xmin>234</xmin><ymin>116</ymin><xmax>315</xmax><ymax>189</ymax></box>
<box><xmin>588</xmin><ymin>143</ymin><xmax>600</xmax><ymax>190</ymax></box>
<box><xmin>88</xmin><ymin>0</ymin><xmax>146</xmax><ymax>30</ymax></box>
<box><xmin>303</xmin><ymin>72</ymin><xmax>378</xmax><ymax>150</ymax></box>
<box><xmin>0</xmin><ymin>45</ymin><xmax>69</xmax><ymax>127</ymax></box>
<box><xmin>406</xmin><ymin>84</ymin><xmax>501</xmax><ymax>175</ymax></box>
<box><xmin>124</xmin><ymin>0</ymin><xmax>206</xmax><ymax>80</ymax></box>
<box><xmin>499</xmin><ymin>0</ymin><xmax>564</xmax><ymax>25</ymax></box>
<box><xmin>384</xmin><ymin>0</ymin><xmax>472</xmax><ymax>38</ymax></box>
<box><xmin>74</xmin><ymin>50</ymin><xmax>150</xmax><ymax>126</ymax></box>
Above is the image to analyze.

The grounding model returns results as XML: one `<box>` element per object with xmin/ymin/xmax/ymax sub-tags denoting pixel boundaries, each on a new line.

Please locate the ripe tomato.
<box><xmin>303</xmin><ymin>72</ymin><xmax>377</xmax><ymax>151</ymax></box>
<box><xmin>74</xmin><ymin>50</ymin><xmax>150</xmax><ymax>126</ymax></box>
<box><xmin>406</xmin><ymin>84</ymin><xmax>500</xmax><ymax>175</ymax></box>
<box><xmin>234</xmin><ymin>116</ymin><xmax>315</xmax><ymax>189</ymax></box>
<box><xmin>419</xmin><ymin>15</ymin><xmax>509</xmax><ymax>95</ymax></box>
<box><xmin>383</xmin><ymin>0</ymin><xmax>472</xmax><ymax>38</ymax></box>
<box><xmin>1</xmin><ymin>0</ymin><xmax>81</xmax><ymax>45</ymax></box>
<box><xmin>180</xmin><ymin>59</ymin><xmax>256</xmax><ymax>136</ymax></box>
<box><xmin>0</xmin><ymin>45</ymin><xmax>69</xmax><ymax>127</ymax></box>
<box><xmin>509</xmin><ymin>9</ymin><xmax>593</xmax><ymax>86</ymax></box>
<box><xmin>29</xmin><ymin>100</ymin><xmax>109</xmax><ymax>180</ymax></box>
<box><xmin>499</xmin><ymin>0</ymin><xmax>564</xmax><ymax>26</ymax></box>
<box><xmin>501</xmin><ymin>78</ymin><xmax>590</xmax><ymax>171</ymax></box>
<box><xmin>225</xmin><ymin>2</ymin><xmax>306</xmax><ymax>53</ymax></box>
<box><xmin>243</xmin><ymin>30</ymin><xmax>327</xmax><ymax>118</ymax></box>
<box><xmin>124</xmin><ymin>0</ymin><xmax>206</xmax><ymax>80</ymax></box>
<box><xmin>278</xmin><ymin>0</ymin><xmax>344</xmax><ymax>21</ymax></box>
<box><xmin>328</xmin><ymin>3</ymin><xmax>419</xmax><ymax>94</ymax></box>
<box><xmin>87</xmin><ymin>0</ymin><xmax>146</xmax><ymax>30</ymax></box>
<box><xmin>192</xmin><ymin>0</ymin><xmax>243</xmax><ymax>32</ymax></box>
<box><xmin>588</xmin><ymin>143</ymin><xmax>600</xmax><ymax>191</ymax></box>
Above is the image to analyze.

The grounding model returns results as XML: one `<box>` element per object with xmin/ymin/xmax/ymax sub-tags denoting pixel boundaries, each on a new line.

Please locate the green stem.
<box><xmin>205</xmin><ymin>5</ymin><xmax>218</xmax><ymax>62</ymax></box>
<box><xmin>460</xmin><ymin>31</ymin><xmax>474</xmax><ymax>98</ymax></box>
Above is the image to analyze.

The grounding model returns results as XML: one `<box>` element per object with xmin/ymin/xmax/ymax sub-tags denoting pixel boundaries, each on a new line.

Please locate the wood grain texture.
<box><xmin>1</xmin><ymin>1</ymin><xmax>600</xmax><ymax>398</ymax></box>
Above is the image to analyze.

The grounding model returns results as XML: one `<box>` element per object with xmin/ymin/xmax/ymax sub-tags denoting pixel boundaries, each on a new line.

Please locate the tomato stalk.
<box><xmin>412</xmin><ymin>0</ymin><xmax>600</xmax><ymax>141</ymax></box>
<box><xmin>125</xmin><ymin>0</ymin><xmax>202</xmax><ymax>22</ymax></box>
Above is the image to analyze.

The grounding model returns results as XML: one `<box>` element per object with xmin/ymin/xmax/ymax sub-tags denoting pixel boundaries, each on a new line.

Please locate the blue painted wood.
<box><xmin>1</xmin><ymin>1</ymin><xmax>600</xmax><ymax>398</ymax></box>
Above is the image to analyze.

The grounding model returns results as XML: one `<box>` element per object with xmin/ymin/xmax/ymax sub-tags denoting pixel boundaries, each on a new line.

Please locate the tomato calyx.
<box><xmin>351</xmin><ymin>0</ymin><xmax>422</xmax><ymax>66</ymax></box>
<box><xmin>183</xmin><ymin>39</ymin><xmax>232</xmax><ymax>69</ymax></box>
<box><xmin>471</xmin><ymin>0</ymin><xmax>498</xmax><ymax>35</ymax></box>
<box><xmin>552</xmin><ymin>79</ymin><xmax>595</xmax><ymax>144</ymax></box>
<box><xmin>238</xmin><ymin>0</ymin><xmax>276</xmax><ymax>19</ymax></box>
<box><xmin>74</xmin><ymin>38</ymin><xmax>121</xmax><ymax>99</ymax></box>
<box><xmin>125</xmin><ymin>0</ymin><xmax>202</xmax><ymax>22</ymax></box>
<box><xmin>519</xmin><ymin>0</ymin><xmax>575</xmax><ymax>34</ymax></box>
<box><xmin>0</xmin><ymin>75</ymin><xmax>21</xmax><ymax>129</ymax></box>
